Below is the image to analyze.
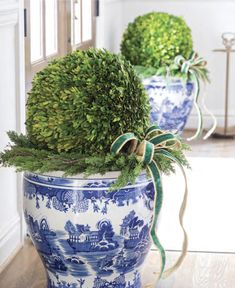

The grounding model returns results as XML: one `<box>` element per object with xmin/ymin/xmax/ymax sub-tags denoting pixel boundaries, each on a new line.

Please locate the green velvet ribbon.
<box><xmin>173</xmin><ymin>52</ymin><xmax>208</xmax><ymax>141</ymax></box>
<box><xmin>111</xmin><ymin>125</ymin><xmax>188</xmax><ymax>279</ymax></box>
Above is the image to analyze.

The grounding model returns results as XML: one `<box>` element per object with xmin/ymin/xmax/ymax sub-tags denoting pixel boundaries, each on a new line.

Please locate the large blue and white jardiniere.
<box><xmin>23</xmin><ymin>172</ymin><xmax>155</xmax><ymax>288</ymax></box>
<box><xmin>143</xmin><ymin>76</ymin><xmax>194</xmax><ymax>133</ymax></box>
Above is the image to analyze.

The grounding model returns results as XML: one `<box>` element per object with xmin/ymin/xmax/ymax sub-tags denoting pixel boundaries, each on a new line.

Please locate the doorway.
<box><xmin>24</xmin><ymin>0</ymin><xmax>96</xmax><ymax>92</ymax></box>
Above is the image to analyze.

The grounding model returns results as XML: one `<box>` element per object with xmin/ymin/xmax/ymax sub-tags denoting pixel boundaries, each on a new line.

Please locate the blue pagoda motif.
<box><xmin>114</xmin><ymin>250</ymin><xmax>137</xmax><ymax>272</ymax></box>
<box><xmin>145</xmin><ymin>77</ymin><xmax>194</xmax><ymax>132</ymax></box>
<box><xmin>159</xmin><ymin>98</ymin><xmax>193</xmax><ymax>131</ymax></box>
<box><xmin>93</xmin><ymin>271</ymin><xmax>141</xmax><ymax>288</ymax></box>
<box><xmin>143</xmin><ymin>182</ymin><xmax>155</xmax><ymax>210</ymax></box>
<box><xmin>120</xmin><ymin>211</ymin><xmax>149</xmax><ymax>249</ymax></box>
<box><xmin>65</xmin><ymin>219</ymin><xmax>118</xmax><ymax>252</ymax></box>
<box><xmin>24</xmin><ymin>212</ymin><xmax>67</xmax><ymax>273</ymax></box>
<box><xmin>48</xmin><ymin>278</ymin><xmax>79</xmax><ymax>288</ymax></box>
<box><xmin>97</xmin><ymin>255</ymin><xmax>114</xmax><ymax>274</ymax></box>
<box><xmin>24</xmin><ymin>211</ymin><xmax>56</xmax><ymax>255</ymax></box>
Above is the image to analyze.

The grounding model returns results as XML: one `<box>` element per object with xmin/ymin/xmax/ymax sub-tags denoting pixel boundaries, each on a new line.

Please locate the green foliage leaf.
<box><xmin>121</xmin><ymin>12</ymin><xmax>193</xmax><ymax>69</ymax></box>
<box><xmin>26</xmin><ymin>48</ymin><xmax>151</xmax><ymax>154</ymax></box>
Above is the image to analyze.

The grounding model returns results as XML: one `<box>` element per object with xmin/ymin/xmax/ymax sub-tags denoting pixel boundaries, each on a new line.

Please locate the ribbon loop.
<box><xmin>111</xmin><ymin>133</ymin><xmax>138</xmax><ymax>154</ymax></box>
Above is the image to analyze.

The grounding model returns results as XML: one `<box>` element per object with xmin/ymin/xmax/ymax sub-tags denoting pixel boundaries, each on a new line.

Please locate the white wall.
<box><xmin>0</xmin><ymin>0</ymin><xmax>25</xmax><ymax>271</ymax></box>
<box><xmin>160</xmin><ymin>157</ymin><xmax>235</xmax><ymax>253</ymax></box>
<box><xmin>97</xmin><ymin>0</ymin><xmax>235</xmax><ymax>129</ymax></box>
<box><xmin>96</xmin><ymin>0</ymin><xmax>124</xmax><ymax>51</ymax></box>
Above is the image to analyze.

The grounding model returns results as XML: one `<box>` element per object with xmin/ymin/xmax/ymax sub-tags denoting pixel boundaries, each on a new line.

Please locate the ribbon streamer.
<box><xmin>111</xmin><ymin>125</ymin><xmax>188</xmax><ymax>284</ymax></box>
<box><xmin>201</xmin><ymin>83</ymin><xmax>217</xmax><ymax>140</ymax></box>
<box><xmin>174</xmin><ymin>52</ymin><xmax>208</xmax><ymax>141</ymax></box>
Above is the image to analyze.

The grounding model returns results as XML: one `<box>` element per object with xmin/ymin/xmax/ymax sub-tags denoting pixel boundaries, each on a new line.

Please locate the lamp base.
<box><xmin>212</xmin><ymin>126</ymin><xmax>235</xmax><ymax>139</ymax></box>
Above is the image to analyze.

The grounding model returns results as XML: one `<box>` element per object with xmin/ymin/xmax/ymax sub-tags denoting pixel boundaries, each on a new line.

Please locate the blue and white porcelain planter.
<box><xmin>143</xmin><ymin>76</ymin><xmax>194</xmax><ymax>133</ymax></box>
<box><xmin>23</xmin><ymin>172</ymin><xmax>155</xmax><ymax>288</ymax></box>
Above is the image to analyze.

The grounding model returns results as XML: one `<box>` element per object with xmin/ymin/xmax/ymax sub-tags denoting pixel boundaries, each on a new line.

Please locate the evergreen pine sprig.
<box><xmin>0</xmin><ymin>131</ymin><xmax>190</xmax><ymax>189</ymax></box>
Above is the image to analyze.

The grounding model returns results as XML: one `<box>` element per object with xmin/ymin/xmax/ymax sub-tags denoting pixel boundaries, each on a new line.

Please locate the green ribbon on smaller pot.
<box><xmin>111</xmin><ymin>125</ymin><xmax>188</xmax><ymax>283</ymax></box>
<box><xmin>157</xmin><ymin>52</ymin><xmax>217</xmax><ymax>141</ymax></box>
<box><xmin>173</xmin><ymin>52</ymin><xmax>208</xmax><ymax>141</ymax></box>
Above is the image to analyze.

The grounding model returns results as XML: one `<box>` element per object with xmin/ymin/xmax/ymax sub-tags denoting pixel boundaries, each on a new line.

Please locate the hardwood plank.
<box><xmin>143</xmin><ymin>251</ymin><xmax>235</xmax><ymax>288</ymax></box>
<box><xmin>0</xmin><ymin>241</ymin><xmax>46</xmax><ymax>288</ymax></box>
<box><xmin>183</xmin><ymin>130</ymin><xmax>235</xmax><ymax>158</ymax></box>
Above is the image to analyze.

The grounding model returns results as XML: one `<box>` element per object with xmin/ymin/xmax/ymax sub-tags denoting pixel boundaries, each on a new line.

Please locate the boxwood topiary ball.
<box><xmin>26</xmin><ymin>49</ymin><xmax>150</xmax><ymax>154</ymax></box>
<box><xmin>121</xmin><ymin>12</ymin><xmax>193</xmax><ymax>68</ymax></box>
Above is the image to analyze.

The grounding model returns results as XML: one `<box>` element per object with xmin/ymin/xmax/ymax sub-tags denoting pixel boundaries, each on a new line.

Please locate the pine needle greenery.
<box><xmin>0</xmin><ymin>48</ymin><xmax>190</xmax><ymax>188</ymax></box>
<box><xmin>0</xmin><ymin>131</ymin><xmax>190</xmax><ymax>189</ymax></box>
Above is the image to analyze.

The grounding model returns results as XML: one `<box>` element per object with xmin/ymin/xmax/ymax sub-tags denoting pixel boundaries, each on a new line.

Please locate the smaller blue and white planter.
<box><xmin>23</xmin><ymin>172</ymin><xmax>155</xmax><ymax>288</ymax></box>
<box><xmin>143</xmin><ymin>76</ymin><xmax>194</xmax><ymax>133</ymax></box>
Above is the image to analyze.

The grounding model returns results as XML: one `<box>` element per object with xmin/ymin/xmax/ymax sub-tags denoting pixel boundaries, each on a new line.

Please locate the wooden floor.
<box><xmin>0</xmin><ymin>240</ymin><xmax>235</xmax><ymax>288</ymax></box>
<box><xmin>182</xmin><ymin>130</ymin><xmax>235</xmax><ymax>158</ymax></box>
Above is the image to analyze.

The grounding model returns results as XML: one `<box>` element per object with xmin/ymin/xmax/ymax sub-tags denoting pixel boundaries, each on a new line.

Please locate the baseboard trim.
<box><xmin>185</xmin><ymin>114</ymin><xmax>235</xmax><ymax>129</ymax></box>
<box><xmin>0</xmin><ymin>216</ymin><xmax>23</xmax><ymax>273</ymax></box>
<box><xmin>0</xmin><ymin>243</ymin><xmax>22</xmax><ymax>274</ymax></box>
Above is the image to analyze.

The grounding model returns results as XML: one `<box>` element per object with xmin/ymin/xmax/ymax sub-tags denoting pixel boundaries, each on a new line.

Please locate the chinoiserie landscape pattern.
<box><xmin>23</xmin><ymin>173</ymin><xmax>155</xmax><ymax>288</ymax></box>
<box><xmin>144</xmin><ymin>76</ymin><xmax>194</xmax><ymax>133</ymax></box>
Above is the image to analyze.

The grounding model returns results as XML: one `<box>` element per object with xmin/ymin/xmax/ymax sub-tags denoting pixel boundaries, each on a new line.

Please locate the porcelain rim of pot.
<box><xmin>143</xmin><ymin>75</ymin><xmax>194</xmax><ymax>86</ymax></box>
<box><xmin>24</xmin><ymin>170</ymin><xmax>147</xmax><ymax>181</ymax></box>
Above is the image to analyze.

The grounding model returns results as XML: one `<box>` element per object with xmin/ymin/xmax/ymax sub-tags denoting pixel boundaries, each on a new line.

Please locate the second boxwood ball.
<box><xmin>121</xmin><ymin>12</ymin><xmax>193</xmax><ymax>68</ymax></box>
<box><xmin>26</xmin><ymin>49</ymin><xmax>150</xmax><ymax>154</ymax></box>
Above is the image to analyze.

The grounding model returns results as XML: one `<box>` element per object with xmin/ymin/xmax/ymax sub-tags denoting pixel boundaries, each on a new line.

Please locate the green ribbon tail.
<box><xmin>148</xmin><ymin>160</ymin><xmax>166</xmax><ymax>277</ymax></box>
<box><xmin>155</xmin><ymin>149</ymin><xmax>188</xmax><ymax>278</ymax></box>
<box><xmin>187</xmin><ymin>73</ymin><xmax>203</xmax><ymax>141</ymax></box>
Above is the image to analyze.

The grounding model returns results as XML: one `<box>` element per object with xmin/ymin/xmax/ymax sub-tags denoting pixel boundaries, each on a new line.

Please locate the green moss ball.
<box><xmin>26</xmin><ymin>49</ymin><xmax>150</xmax><ymax>154</ymax></box>
<box><xmin>121</xmin><ymin>12</ymin><xmax>193</xmax><ymax>68</ymax></box>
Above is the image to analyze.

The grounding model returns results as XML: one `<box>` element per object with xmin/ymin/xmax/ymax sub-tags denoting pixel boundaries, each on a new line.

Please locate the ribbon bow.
<box><xmin>173</xmin><ymin>52</ymin><xmax>216</xmax><ymax>140</ymax></box>
<box><xmin>111</xmin><ymin>125</ymin><xmax>188</xmax><ymax>283</ymax></box>
<box><xmin>175</xmin><ymin>52</ymin><xmax>208</xmax><ymax>79</ymax></box>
